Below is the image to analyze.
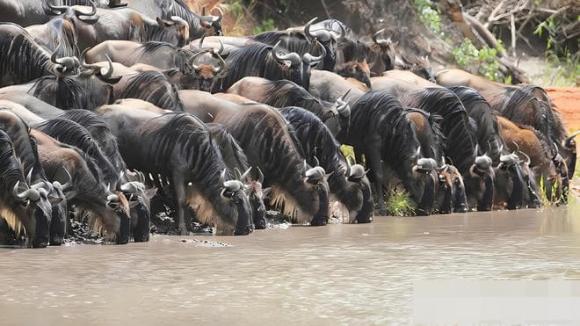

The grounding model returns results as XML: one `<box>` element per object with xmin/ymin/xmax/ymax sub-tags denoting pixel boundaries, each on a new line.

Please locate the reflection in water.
<box><xmin>1</xmin><ymin>205</ymin><xmax>580</xmax><ymax>325</ymax></box>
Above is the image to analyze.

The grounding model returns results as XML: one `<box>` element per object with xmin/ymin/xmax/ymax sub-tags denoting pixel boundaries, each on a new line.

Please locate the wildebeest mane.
<box><xmin>30</xmin><ymin>75</ymin><xmax>113</xmax><ymax>111</ymax></box>
<box><xmin>35</xmin><ymin>118</ymin><xmax>118</xmax><ymax>186</ymax></box>
<box><xmin>214</xmin><ymin>43</ymin><xmax>295</xmax><ymax>92</ymax></box>
<box><xmin>450</xmin><ymin>86</ymin><xmax>502</xmax><ymax>161</ymax></box>
<box><xmin>351</xmin><ymin>91</ymin><xmax>420</xmax><ymax>175</ymax></box>
<box><xmin>206</xmin><ymin>123</ymin><xmax>249</xmax><ymax>178</ymax></box>
<box><xmin>259</xmin><ymin>79</ymin><xmax>328</xmax><ymax>117</ymax></box>
<box><xmin>116</xmin><ymin>71</ymin><xmax>184</xmax><ymax>111</ymax></box>
<box><xmin>144</xmin><ymin>113</ymin><xmax>227</xmax><ymax>204</ymax></box>
<box><xmin>226</xmin><ymin>105</ymin><xmax>307</xmax><ymax>185</ymax></box>
<box><xmin>405</xmin><ymin>107</ymin><xmax>445</xmax><ymax>162</ymax></box>
<box><xmin>58</xmin><ymin>109</ymin><xmax>126</xmax><ymax>172</ymax></box>
<box><xmin>405</xmin><ymin>87</ymin><xmax>475</xmax><ymax>174</ymax></box>
<box><xmin>0</xmin><ymin>24</ymin><xmax>51</xmax><ymax>87</ymax></box>
<box><xmin>501</xmin><ymin>85</ymin><xmax>565</xmax><ymax>144</ymax></box>
<box><xmin>279</xmin><ymin>106</ymin><xmax>345</xmax><ymax>175</ymax></box>
<box><xmin>167</xmin><ymin>0</ymin><xmax>215</xmax><ymax>38</ymax></box>
<box><xmin>0</xmin><ymin>130</ymin><xmax>25</xmax><ymax>195</ymax></box>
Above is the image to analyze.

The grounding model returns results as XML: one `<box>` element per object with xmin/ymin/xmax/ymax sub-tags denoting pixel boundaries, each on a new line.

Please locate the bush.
<box><xmin>452</xmin><ymin>39</ymin><xmax>506</xmax><ymax>82</ymax></box>
<box><xmin>386</xmin><ymin>188</ymin><xmax>416</xmax><ymax>216</ymax></box>
<box><xmin>414</xmin><ymin>0</ymin><xmax>442</xmax><ymax>35</ymax></box>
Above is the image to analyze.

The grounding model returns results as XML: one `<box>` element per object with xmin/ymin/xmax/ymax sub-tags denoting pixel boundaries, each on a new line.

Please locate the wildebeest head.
<box><xmin>155</xmin><ymin>16</ymin><xmax>190</xmax><ymax>47</ymax></box>
<box><xmin>346</xmin><ymin>163</ymin><xmax>374</xmax><ymax>223</ymax></box>
<box><xmin>435</xmin><ymin>162</ymin><xmax>467</xmax><ymax>213</ymax></box>
<box><xmin>234</xmin><ymin>167</ymin><xmax>266</xmax><ymax>229</ymax></box>
<box><xmin>102</xmin><ymin>188</ymin><xmax>131</xmax><ymax>244</ymax></box>
<box><xmin>514</xmin><ymin>150</ymin><xmax>541</xmax><ymax>208</ymax></box>
<box><xmin>271</xmin><ymin>40</ymin><xmax>325</xmax><ymax>90</ymax></box>
<box><xmin>493</xmin><ymin>151</ymin><xmax>526</xmax><ymax>210</ymax></box>
<box><xmin>464</xmin><ymin>146</ymin><xmax>496</xmax><ymax>211</ymax></box>
<box><xmin>334</xmin><ymin>60</ymin><xmax>371</xmax><ymax>88</ymax></box>
<box><xmin>48</xmin><ymin>0</ymin><xmax>100</xmax><ymax>24</ymax></box>
<box><xmin>563</xmin><ymin>131</ymin><xmax>579</xmax><ymax>178</ymax></box>
<box><xmin>304</xmin><ymin>17</ymin><xmax>345</xmax><ymax>70</ymax></box>
<box><xmin>119</xmin><ymin>170</ymin><xmax>157</xmax><ymax>242</ymax></box>
<box><xmin>369</xmin><ymin>29</ymin><xmax>397</xmax><ymax>74</ymax></box>
<box><xmin>31</xmin><ymin>56</ymin><xmax>116</xmax><ymax>111</ymax></box>
<box><xmin>190</xmin><ymin>6</ymin><xmax>223</xmax><ymax>36</ymax></box>
<box><xmin>217</xmin><ymin>170</ymin><xmax>254</xmax><ymax>235</ymax></box>
<box><xmin>188</xmin><ymin>49</ymin><xmax>226</xmax><ymax>91</ymax></box>
<box><xmin>50</xmin><ymin>45</ymin><xmax>81</xmax><ymax>77</ymax></box>
<box><xmin>0</xmin><ymin>130</ymin><xmax>51</xmax><ymax>248</ymax></box>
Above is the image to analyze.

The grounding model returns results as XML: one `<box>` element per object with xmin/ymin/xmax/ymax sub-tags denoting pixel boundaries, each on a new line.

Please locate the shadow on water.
<box><xmin>1</xmin><ymin>204</ymin><xmax>580</xmax><ymax>325</ymax></box>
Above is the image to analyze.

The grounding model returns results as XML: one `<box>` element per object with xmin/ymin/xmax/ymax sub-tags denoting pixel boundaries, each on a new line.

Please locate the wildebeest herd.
<box><xmin>0</xmin><ymin>0</ymin><xmax>577</xmax><ymax>248</ymax></box>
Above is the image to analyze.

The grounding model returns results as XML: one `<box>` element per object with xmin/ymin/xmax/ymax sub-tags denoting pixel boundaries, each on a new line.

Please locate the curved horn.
<box><xmin>233</xmin><ymin>168</ymin><xmax>242</xmax><ymax>180</ymax></box>
<box><xmin>272</xmin><ymin>41</ymin><xmax>302</xmax><ymax>67</ymax></box>
<box><xmin>303</xmin><ymin>39</ymin><xmax>326</xmax><ymax>66</ymax></box>
<box><xmin>518</xmin><ymin>150</ymin><xmax>531</xmax><ymax>166</ymax></box>
<box><xmin>47</xmin><ymin>1</ymin><xmax>69</xmax><ymax>15</ymax></box>
<box><xmin>80</xmin><ymin>47</ymin><xmax>102</xmax><ymax>72</ymax></box>
<box><xmin>190</xmin><ymin>51</ymin><xmax>205</xmax><ymax>71</ymax></box>
<box><xmin>211</xmin><ymin>51</ymin><xmax>226</xmax><ymax>74</ymax></box>
<box><xmin>220</xmin><ymin>169</ymin><xmax>227</xmax><ymax>185</ymax></box>
<box><xmin>26</xmin><ymin>168</ymin><xmax>33</xmax><ymax>185</ymax></box>
<box><xmin>303</xmin><ymin>17</ymin><xmax>318</xmax><ymax>42</ymax></box>
<box><xmin>372</xmin><ymin>28</ymin><xmax>387</xmax><ymax>44</ymax></box>
<box><xmin>240</xmin><ymin>167</ymin><xmax>252</xmax><ymax>182</ymax></box>
<box><xmin>74</xmin><ymin>0</ymin><xmax>99</xmax><ymax>23</ymax></box>
<box><xmin>564</xmin><ymin>130</ymin><xmax>580</xmax><ymax>147</ymax></box>
<box><xmin>313</xmin><ymin>156</ymin><xmax>320</xmax><ymax>167</ymax></box>
<box><xmin>99</xmin><ymin>55</ymin><xmax>115</xmax><ymax>79</ymax></box>
<box><xmin>256</xmin><ymin>167</ymin><xmax>264</xmax><ymax>183</ymax></box>
<box><xmin>51</xmin><ymin>44</ymin><xmax>63</xmax><ymax>65</ymax></box>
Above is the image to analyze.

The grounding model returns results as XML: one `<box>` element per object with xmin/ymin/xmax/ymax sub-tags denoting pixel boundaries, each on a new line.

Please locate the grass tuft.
<box><xmin>386</xmin><ymin>188</ymin><xmax>416</xmax><ymax>216</ymax></box>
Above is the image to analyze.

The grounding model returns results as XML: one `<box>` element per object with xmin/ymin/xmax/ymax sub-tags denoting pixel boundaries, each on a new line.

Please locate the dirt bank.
<box><xmin>548</xmin><ymin>87</ymin><xmax>580</xmax><ymax>132</ymax></box>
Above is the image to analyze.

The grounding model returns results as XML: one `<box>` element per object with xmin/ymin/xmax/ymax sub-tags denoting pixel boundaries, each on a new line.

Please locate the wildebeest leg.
<box><xmin>477</xmin><ymin>175</ymin><xmax>494</xmax><ymax>211</ymax></box>
<box><xmin>365</xmin><ymin>149</ymin><xmax>387</xmax><ymax>215</ymax></box>
<box><xmin>172</xmin><ymin>175</ymin><xmax>189</xmax><ymax>235</ymax></box>
<box><xmin>49</xmin><ymin>203</ymin><xmax>67</xmax><ymax>246</ymax></box>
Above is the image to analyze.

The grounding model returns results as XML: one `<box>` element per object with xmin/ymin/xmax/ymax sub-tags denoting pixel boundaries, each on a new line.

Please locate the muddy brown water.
<box><xmin>1</xmin><ymin>205</ymin><xmax>580</xmax><ymax>325</ymax></box>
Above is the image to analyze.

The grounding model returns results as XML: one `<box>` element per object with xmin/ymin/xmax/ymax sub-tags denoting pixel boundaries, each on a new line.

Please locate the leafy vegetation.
<box><xmin>414</xmin><ymin>0</ymin><xmax>442</xmax><ymax>35</ymax></box>
<box><xmin>452</xmin><ymin>39</ymin><xmax>507</xmax><ymax>82</ymax></box>
<box><xmin>253</xmin><ymin>18</ymin><xmax>276</xmax><ymax>35</ymax></box>
<box><xmin>385</xmin><ymin>188</ymin><xmax>416</xmax><ymax>216</ymax></box>
<box><xmin>533</xmin><ymin>16</ymin><xmax>579</xmax><ymax>86</ymax></box>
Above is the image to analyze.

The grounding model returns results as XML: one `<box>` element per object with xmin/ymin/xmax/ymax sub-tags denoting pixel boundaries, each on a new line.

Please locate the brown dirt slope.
<box><xmin>548</xmin><ymin>87</ymin><xmax>580</xmax><ymax>131</ymax></box>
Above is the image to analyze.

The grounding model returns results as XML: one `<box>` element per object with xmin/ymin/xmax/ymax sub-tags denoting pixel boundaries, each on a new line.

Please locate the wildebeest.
<box><xmin>105</xmin><ymin>0</ymin><xmax>222</xmax><ymax>39</ymax></box>
<box><xmin>97</xmin><ymin>104</ymin><xmax>253</xmax><ymax>235</ymax></box>
<box><xmin>308</xmin><ymin>69</ymin><xmax>366</xmax><ymax>105</ymax></box>
<box><xmin>405</xmin><ymin>108</ymin><xmax>468</xmax><ymax>213</ymax></box>
<box><xmin>112</xmin><ymin>71</ymin><xmax>184</xmax><ymax>111</ymax></box>
<box><xmin>279</xmin><ymin>106</ymin><xmax>373</xmax><ymax>223</ymax></box>
<box><xmin>254</xmin><ymin>17</ymin><xmax>343</xmax><ymax>71</ymax></box>
<box><xmin>179</xmin><ymin>92</ymin><xmax>331</xmax><ymax>225</ymax></box>
<box><xmin>0</xmin><ymin>23</ymin><xmax>80</xmax><ymax>87</ymax></box>
<box><xmin>227</xmin><ymin>77</ymin><xmax>350</xmax><ymax>136</ymax></box>
<box><xmin>437</xmin><ymin>69</ymin><xmax>577</xmax><ymax>180</ymax></box>
<box><xmin>337</xmin><ymin>91</ymin><xmax>437</xmax><ymax>215</ymax></box>
<box><xmin>212</xmin><ymin>41</ymin><xmax>325</xmax><ymax>92</ymax></box>
<box><xmin>84</xmin><ymin>41</ymin><xmax>226</xmax><ymax>91</ymax></box>
<box><xmin>206</xmin><ymin>123</ymin><xmax>267</xmax><ymax>229</ymax></box>
<box><xmin>47</xmin><ymin>2</ymin><xmax>190</xmax><ymax>50</ymax></box>
<box><xmin>0</xmin><ymin>129</ymin><xmax>52</xmax><ymax>248</ymax></box>
<box><xmin>33</xmin><ymin>129</ymin><xmax>131</xmax><ymax>244</ymax></box>
<box><xmin>25</xmin><ymin>17</ymin><xmax>79</xmax><ymax>57</ymax></box>
<box><xmin>371</xmin><ymin>73</ymin><xmax>495</xmax><ymax>211</ymax></box>
<box><xmin>498</xmin><ymin>116</ymin><xmax>563</xmax><ymax>203</ymax></box>
<box><xmin>0</xmin><ymin>0</ymin><xmax>79</xmax><ymax>26</ymax></box>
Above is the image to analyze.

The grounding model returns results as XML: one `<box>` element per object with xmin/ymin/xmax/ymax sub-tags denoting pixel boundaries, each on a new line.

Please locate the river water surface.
<box><xmin>1</xmin><ymin>205</ymin><xmax>580</xmax><ymax>325</ymax></box>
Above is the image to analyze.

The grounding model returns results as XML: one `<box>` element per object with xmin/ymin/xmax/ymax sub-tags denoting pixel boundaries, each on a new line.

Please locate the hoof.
<box><xmin>355</xmin><ymin>216</ymin><xmax>373</xmax><ymax>224</ymax></box>
<box><xmin>310</xmin><ymin>218</ymin><xmax>327</xmax><ymax>226</ymax></box>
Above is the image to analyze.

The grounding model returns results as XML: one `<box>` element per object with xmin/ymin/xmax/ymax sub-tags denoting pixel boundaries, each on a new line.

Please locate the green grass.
<box><xmin>385</xmin><ymin>188</ymin><xmax>416</xmax><ymax>216</ymax></box>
